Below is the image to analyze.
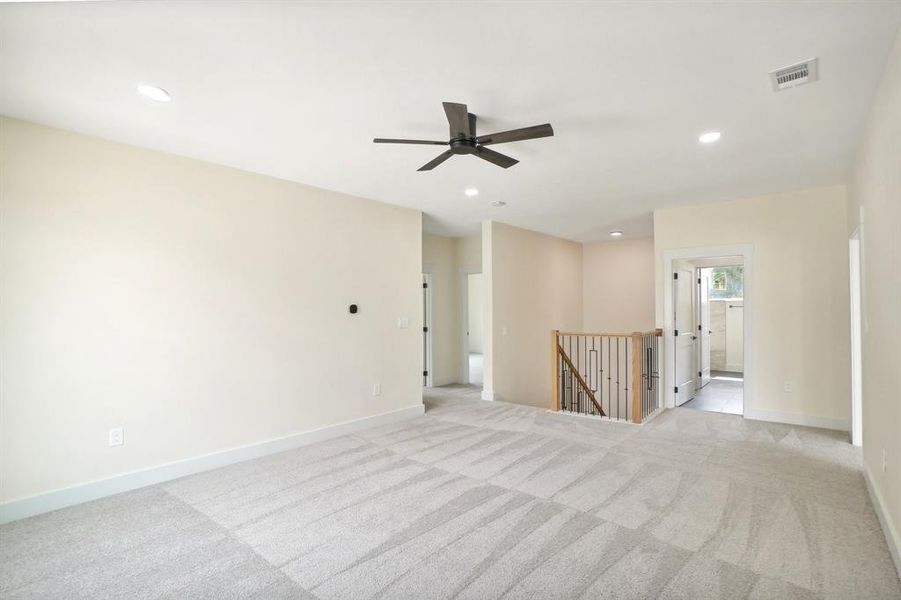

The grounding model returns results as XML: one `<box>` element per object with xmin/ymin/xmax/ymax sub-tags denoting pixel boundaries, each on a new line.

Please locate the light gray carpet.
<box><xmin>1</xmin><ymin>385</ymin><xmax>898</xmax><ymax>599</ymax></box>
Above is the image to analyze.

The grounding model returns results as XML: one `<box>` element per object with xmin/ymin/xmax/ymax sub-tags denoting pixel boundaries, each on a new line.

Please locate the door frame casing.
<box><xmin>663</xmin><ymin>245</ymin><xmax>754</xmax><ymax>412</ymax></box>
<box><xmin>848</xmin><ymin>230</ymin><xmax>863</xmax><ymax>447</ymax></box>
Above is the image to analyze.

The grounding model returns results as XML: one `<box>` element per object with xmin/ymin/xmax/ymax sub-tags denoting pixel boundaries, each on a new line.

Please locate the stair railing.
<box><xmin>551</xmin><ymin>329</ymin><xmax>661</xmax><ymax>423</ymax></box>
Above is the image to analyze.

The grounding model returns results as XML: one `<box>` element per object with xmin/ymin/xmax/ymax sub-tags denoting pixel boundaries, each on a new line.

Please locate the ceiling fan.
<box><xmin>374</xmin><ymin>102</ymin><xmax>554</xmax><ymax>171</ymax></box>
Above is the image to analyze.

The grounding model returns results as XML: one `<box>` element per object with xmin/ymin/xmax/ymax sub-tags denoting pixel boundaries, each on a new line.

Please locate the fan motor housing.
<box><xmin>449</xmin><ymin>138</ymin><xmax>477</xmax><ymax>154</ymax></box>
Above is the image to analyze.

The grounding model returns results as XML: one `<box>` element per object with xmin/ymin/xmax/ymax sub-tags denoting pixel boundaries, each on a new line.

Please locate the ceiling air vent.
<box><xmin>769</xmin><ymin>58</ymin><xmax>818</xmax><ymax>91</ymax></box>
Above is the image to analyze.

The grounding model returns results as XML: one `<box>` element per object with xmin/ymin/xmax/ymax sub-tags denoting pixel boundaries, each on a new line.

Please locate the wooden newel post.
<box><xmin>551</xmin><ymin>329</ymin><xmax>560</xmax><ymax>411</ymax></box>
<box><xmin>631</xmin><ymin>332</ymin><xmax>643</xmax><ymax>424</ymax></box>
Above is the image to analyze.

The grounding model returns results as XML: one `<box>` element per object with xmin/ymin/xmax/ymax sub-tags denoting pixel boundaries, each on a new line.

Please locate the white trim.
<box><xmin>480</xmin><ymin>389</ymin><xmax>494</xmax><ymax>401</ymax></box>
<box><xmin>848</xmin><ymin>232</ymin><xmax>863</xmax><ymax>447</ymax></box>
<box><xmin>864</xmin><ymin>463</ymin><xmax>901</xmax><ymax>579</ymax></box>
<box><xmin>544</xmin><ymin>406</ymin><xmax>667</xmax><ymax>425</ymax></box>
<box><xmin>663</xmin><ymin>245</ymin><xmax>754</xmax><ymax>415</ymax></box>
<box><xmin>0</xmin><ymin>403</ymin><xmax>425</xmax><ymax>525</ymax></box>
<box><xmin>549</xmin><ymin>410</ymin><xmax>643</xmax><ymax>427</ymax></box>
<box><xmin>641</xmin><ymin>406</ymin><xmax>666</xmax><ymax>425</ymax></box>
<box><xmin>743</xmin><ymin>408</ymin><xmax>848</xmax><ymax>431</ymax></box>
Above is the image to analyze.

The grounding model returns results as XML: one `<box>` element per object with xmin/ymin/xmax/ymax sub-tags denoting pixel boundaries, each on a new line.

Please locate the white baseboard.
<box><xmin>864</xmin><ymin>463</ymin><xmax>901</xmax><ymax>579</ymax></box>
<box><xmin>0</xmin><ymin>403</ymin><xmax>425</xmax><ymax>525</ymax></box>
<box><xmin>481</xmin><ymin>389</ymin><xmax>494</xmax><ymax>401</ymax></box>
<box><xmin>743</xmin><ymin>408</ymin><xmax>849</xmax><ymax>432</ymax></box>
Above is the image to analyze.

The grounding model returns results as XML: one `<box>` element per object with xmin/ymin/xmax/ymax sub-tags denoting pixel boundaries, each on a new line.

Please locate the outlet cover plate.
<box><xmin>109</xmin><ymin>428</ymin><xmax>124</xmax><ymax>447</ymax></box>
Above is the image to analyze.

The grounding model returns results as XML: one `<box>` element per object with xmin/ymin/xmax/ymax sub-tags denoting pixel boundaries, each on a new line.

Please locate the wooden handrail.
<box><xmin>556</xmin><ymin>343</ymin><xmax>605</xmax><ymax>416</ymax></box>
<box><xmin>557</xmin><ymin>329</ymin><xmax>662</xmax><ymax>338</ymax></box>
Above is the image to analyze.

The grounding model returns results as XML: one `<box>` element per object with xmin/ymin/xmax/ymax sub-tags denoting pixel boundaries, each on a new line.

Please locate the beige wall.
<box><xmin>654</xmin><ymin>185</ymin><xmax>850</xmax><ymax>427</ymax></box>
<box><xmin>582</xmin><ymin>238</ymin><xmax>655</xmax><ymax>333</ymax></box>
<box><xmin>486</xmin><ymin>221</ymin><xmax>582</xmax><ymax>407</ymax></box>
<box><xmin>422</xmin><ymin>233</ymin><xmax>460</xmax><ymax>386</ymax></box>
<box><xmin>0</xmin><ymin>118</ymin><xmax>423</xmax><ymax>503</ymax></box>
<box><xmin>456</xmin><ymin>234</ymin><xmax>481</xmax><ymax>272</ymax></box>
<box><xmin>848</xmin><ymin>28</ymin><xmax>901</xmax><ymax>572</ymax></box>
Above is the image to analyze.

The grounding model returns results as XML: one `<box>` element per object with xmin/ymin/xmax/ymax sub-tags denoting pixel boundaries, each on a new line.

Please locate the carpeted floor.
<box><xmin>1</xmin><ymin>385</ymin><xmax>898</xmax><ymax>599</ymax></box>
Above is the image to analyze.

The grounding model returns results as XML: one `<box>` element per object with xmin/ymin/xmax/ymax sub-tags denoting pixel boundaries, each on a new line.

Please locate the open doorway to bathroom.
<box><xmin>463</xmin><ymin>272</ymin><xmax>484</xmax><ymax>386</ymax></box>
<box><xmin>674</xmin><ymin>257</ymin><xmax>744</xmax><ymax>415</ymax></box>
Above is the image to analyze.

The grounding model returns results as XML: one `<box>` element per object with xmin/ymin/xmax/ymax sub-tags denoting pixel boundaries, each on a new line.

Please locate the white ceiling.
<box><xmin>2</xmin><ymin>1</ymin><xmax>899</xmax><ymax>241</ymax></box>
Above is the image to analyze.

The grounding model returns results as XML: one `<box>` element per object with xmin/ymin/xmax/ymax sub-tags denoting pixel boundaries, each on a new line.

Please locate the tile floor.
<box><xmin>682</xmin><ymin>372</ymin><xmax>743</xmax><ymax>415</ymax></box>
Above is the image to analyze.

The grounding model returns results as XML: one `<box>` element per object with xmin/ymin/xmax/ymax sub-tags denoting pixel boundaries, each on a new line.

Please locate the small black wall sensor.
<box><xmin>349</xmin><ymin>304</ymin><xmax>358</xmax><ymax>314</ymax></box>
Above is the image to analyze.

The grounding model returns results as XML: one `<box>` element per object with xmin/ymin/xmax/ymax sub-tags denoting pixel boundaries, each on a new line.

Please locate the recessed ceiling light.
<box><xmin>609</xmin><ymin>230</ymin><xmax>623</xmax><ymax>237</ymax></box>
<box><xmin>490</xmin><ymin>200</ymin><xmax>506</xmax><ymax>207</ymax></box>
<box><xmin>137</xmin><ymin>84</ymin><xmax>171</xmax><ymax>103</ymax></box>
<box><xmin>698</xmin><ymin>131</ymin><xmax>721</xmax><ymax>144</ymax></box>
<box><xmin>464</xmin><ymin>187</ymin><xmax>479</xmax><ymax>197</ymax></box>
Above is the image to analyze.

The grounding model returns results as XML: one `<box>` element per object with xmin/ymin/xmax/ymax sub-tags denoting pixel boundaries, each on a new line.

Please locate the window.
<box><xmin>712</xmin><ymin>271</ymin><xmax>727</xmax><ymax>290</ymax></box>
<box><xmin>709</xmin><ymin>266</ymin><xmax>743</xmax><ymax>299</ymax></box>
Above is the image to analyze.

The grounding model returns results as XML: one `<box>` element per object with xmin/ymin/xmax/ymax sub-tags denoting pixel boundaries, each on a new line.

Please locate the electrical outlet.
<box><xmin>883</xmin><ymin>448</ymin><xmax>887</xmax><ymax>473</ymax></box>
<box><xmin>372</xmin><ymin>383</ymin><xmax>381</xmax><ymax>396</ymax></box>
<box><xmin>783</xmin><ymin>381</ymin><xmax>793</xmax><ymax>393</ymax></box>
<box><xmin>109</xmin><ymin>428</ymin><xmax>124</xmax><ymax>447</ymax></box>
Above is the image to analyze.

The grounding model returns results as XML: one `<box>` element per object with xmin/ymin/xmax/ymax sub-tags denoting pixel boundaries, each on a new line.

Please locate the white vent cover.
<box><xmin>769</xmin><ymin>58</ymin><xmax>818</xmax><ymax>91</ymax></box>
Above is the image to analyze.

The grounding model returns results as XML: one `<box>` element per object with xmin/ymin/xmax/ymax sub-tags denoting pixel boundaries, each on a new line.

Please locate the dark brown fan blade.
<box><xmin>475</xmin><ymin>123</ymin><xmax>554</xmax><ymax>146</ymax></box>
<box><xmin>474</xmin><ymin>146</ymin><xmax>518</xmax><ymax>169</ymax></box>
<box><xmin>373</xmin><ymin>138</ymin><xmax>447</xmax><ymax>145</ymax></box>
<box><xmin>417</xmin><ymin>150</ymin><xmax>455</xmax><ymax>171</ymax></box>
<box><xmin>442</xmin><ymin>102</ymin><xmax>471</xmax><ymax>138</ymax></box>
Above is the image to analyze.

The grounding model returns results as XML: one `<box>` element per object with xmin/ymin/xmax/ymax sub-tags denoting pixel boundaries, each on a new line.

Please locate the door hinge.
<box><xmin>698</xmin><ymin>277</ymin><xmax>701</xmax><ymax>284</ymax></box>
<box><xmin>422</xmin><ymin>282</ymin><xmax>428</xmax><ymax>289</ymax></box>
<box><xmin>698</xmin><ymin>371</ymin><xmax>702</xmax><ymax>377</ymax></box>
<box><xmin>423</xmin><ymin>370</ymin><xmax>428</xmax><ymax>376</ymax></box>
<box><xmin>673</xmin><ymin>272</ymin><xmax>679</xmax><ymax>280</ymax></box>
<box><xmin>674</xmin><ymin>386</ymin><xmax>679</xmax><ymax>394</ymax></box>
<box><xmin>423</xmin><ymin>326</ymin><xmax>428</xmax><ymax>332</ymax></box>
<box><xmin>698</xmin><ymin>324</ymin><xmax>702</xmax><ymax>331</ymax></box>
<box><xmin>674</xmin><ymin>329</ymin><xmax>679</xmax><ymax>336</ymax></box>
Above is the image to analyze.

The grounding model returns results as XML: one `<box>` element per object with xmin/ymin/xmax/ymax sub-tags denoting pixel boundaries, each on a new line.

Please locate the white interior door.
<box><xmin>674</xmin><ymin>269</ymin><xmax>696</xmax><ymax>405</ymax></box>
<box><xmin>699</xmin><ymin>270</ymin><xmax>711</xmax><ymax>388</ymax></box>
<box><xmin>422</xmin><ymin>274</ymin><xmax>432</xmax><ymax>387</ymax></box>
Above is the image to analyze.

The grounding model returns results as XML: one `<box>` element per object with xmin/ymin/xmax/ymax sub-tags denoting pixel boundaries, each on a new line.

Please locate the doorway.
<box><xmin>422</xmin><ymin>273</ymin><xmax>432</xmax><ymax>387</ymax></box>
<box><xmin>464</xmin><ymin>272</ymin><xmax>484</xmax><ymax>386</ymax></box>
<box><xmin>672</xmin><ymin>257</ymin><xmax>745</xmax><ymax>415</ymax></box>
